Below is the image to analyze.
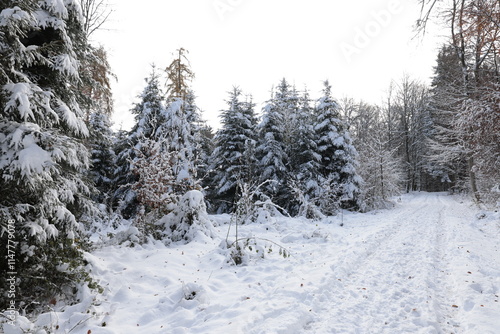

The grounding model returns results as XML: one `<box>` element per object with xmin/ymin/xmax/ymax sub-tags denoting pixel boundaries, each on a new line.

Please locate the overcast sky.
<box><xmin>92</xmin><ymin>0</ymin><xmax>447</xmax><ymax>131</ymax></box>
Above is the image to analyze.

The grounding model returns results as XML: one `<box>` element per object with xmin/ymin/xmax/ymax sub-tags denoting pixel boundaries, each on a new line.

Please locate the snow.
<box><xmin>59</xmin><ymin>102</ymin><xmax>89</xmax><ymax>136</ymax></box>
<box><xmin>158</xmin><ymin>190</ymin><xmax>215</xmax><ymax>243</ymax></box>
<box><xmin>4</xmin><ymin>83</ymin><xmax>37</xmax><ymax>121</ymax></box>
<box><xmin>17</xmin><ymin>134</ymin><xmax>52</xmax><ymax>177</ymax></box>
<box><xmin>2</xmin><ymin>192</ymin><xmax>499</xmax><ymax>333</ymax></box>
<box><xmin>0</xmin><ymin>7</ymin><xmax>31</xmax><ymax>26</ymax></box>
<box><xmin>40</xmin><ymin>0</ymin><xmax>71</xmax><ymax>19</ymax></box>
<box><xmin>4</xmin><ymin>83</ymin><xmax>59</xmax><ymax>122</ymax></box>
<box><xmin>51</xmin><ymin>53</ymin><xmax>79</xmax><ymax>78</ymax></box>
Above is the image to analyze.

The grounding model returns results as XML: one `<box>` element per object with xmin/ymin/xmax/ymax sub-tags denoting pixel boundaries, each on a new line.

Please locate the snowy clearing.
<box><xmin>5</xmin><ymin>192</ymin><xmax>500</xmax><ymax>334</ymax></box>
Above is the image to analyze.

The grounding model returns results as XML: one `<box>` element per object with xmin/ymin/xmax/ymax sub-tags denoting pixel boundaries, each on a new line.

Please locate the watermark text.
<box><xmin>5</xmin><ymin>219</ymin><xmax>17</xmax><ymax>326</ymax></box>
<box><xmin>213</xmin><ymin>0</ymin><xmax>244</xmax><ymax>21</ymax></box>
<box><xmin>340</xmin><ymin>0</ymin><xmax>403</xmax><ymax>63</ymax></box>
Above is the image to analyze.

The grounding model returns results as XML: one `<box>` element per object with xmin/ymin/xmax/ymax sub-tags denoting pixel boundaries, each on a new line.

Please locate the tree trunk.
<box><xmin>467</xmin><ymin>155</ymin><xmax>481</xmax><ymax>203</ymax></box>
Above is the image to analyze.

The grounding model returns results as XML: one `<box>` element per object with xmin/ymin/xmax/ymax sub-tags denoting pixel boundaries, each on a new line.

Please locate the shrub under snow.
<box><xmin>158</xmin><ymin>190</ymin><xmax>215</xmax><ymax>243</ymax></box>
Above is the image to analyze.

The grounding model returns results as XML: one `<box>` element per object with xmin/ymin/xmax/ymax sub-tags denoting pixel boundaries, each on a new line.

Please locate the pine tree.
<box><xmin>288</xmin><ymin>89</ymin><xmax>322</xmax><ymax>214</ymax></box>
<box><xmin>157</xmin><ymin>98</ymin><xmax>197</xmax><ymax>194</ymax></box>
<box><xmin>0</xmin><ymin>0</ymin><xmax>96</xmax><ymax>310</ymax></box>
<box><xmin>197</xmin><ymin>124</ymin><xmax>215</xmax><ymax>184</ymax></box>
<box><xmin>82</xmin><ymin>45</ymin><xmax>115</xmax><ymax>208</ymax></box>
<box><xmin>256</xmin><ymin>85</ymin><xmax>290</xmax><ymax>207</ymax></box>
<box><xmin>130</xmin><ymin>66</ymin><xmax>166</xmax><ymax>140</ymax></box>
<box><xmin>165</xmin><ymin>48</ymin><xmax>194</xmax><ymax>102</ymax></box>
<box><xmin>241</xmin><ymin>95</ymin><xmax>259</xmax><ymax>179</ymax></box>
<box><xmin>112</xmin><ymin>66</ymin><xmax>165</xmax><ymax>218</ymax></box>
<box><xmin>183</xmin><ymin>89</ymin><xmax>205</xmax><ymax>178</ymax></box>
<box><xmin>88</xmin><ymin>111</ymin><xmax>116</xmax><ymax>207</ymax></box>
<box><xmin>159</xmin><ymin>49</ymin><xmax>200</xmax><ymax>197</ymax></box>
<box><xmin>314</xmin><ymin>81</ymin><xmax>362</xmax><ymax>212</ymax></box>
<box><xmin>278</xmin><ymin>81</ymin><xmax>300</xmax><ymax>160</ymax></box>
<box><xmin>208</xmin><ymin>87</ymin><xmax>258</xmax><ymax>213</ymax></box>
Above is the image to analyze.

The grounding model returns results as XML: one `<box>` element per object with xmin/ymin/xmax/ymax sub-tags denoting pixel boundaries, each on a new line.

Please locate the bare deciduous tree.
<box><xmin>80</xmin><ymin>0</ymin><xmax>113</xmax><ymax>38</ymax></box>
<box><xmin>417</xmin><ymin>0</ymin><xmax>500</xmax><ymax>204</ymax></box>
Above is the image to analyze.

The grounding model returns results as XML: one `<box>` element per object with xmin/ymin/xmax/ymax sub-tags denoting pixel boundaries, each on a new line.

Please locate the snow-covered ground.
<box><xmin>4</xmin><ymin>192</ymin><xmax>500</xmax><ymax>333</ymax></box>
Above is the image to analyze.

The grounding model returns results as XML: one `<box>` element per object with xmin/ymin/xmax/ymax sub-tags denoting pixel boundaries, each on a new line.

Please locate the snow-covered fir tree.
<box><xmin>256</xmin><ymin>84</ymin><xmax>290</xmax><ymax>208</ymax></box>
<box><xmin>156</xmin><ymin>98</ymin><xmax>198</xmax><ymax>195</ymax></box>
<box><xmin>112</xmin><ymin>66</ymin><xmax>165</xmax><ymax>218</ymax></box>
<box><xmin>130</xmin><ymin>66</ymin><xmax>166</xmax><ymax>140</ymax></box>
<box><xmin>241</xmin><ymin>95</ymin><xmax>259</xmax><ymax>179</ymax></box>
<box><xmin>197</xmin><ymin>123</ymin><xmax>215</xmax><ymax>183</ymax></box>
<box><xmin>287</xmin><ymin>89</ymin><xmax>322</xmax><ymax>215</ymax></box>
<box><xmin>314</xmin><ymin>81</ymin><xmax>362</xmax><ymax>212</ymax></box>
<box><xmin>89</xmin><ymin>111</ymin><xmax>116</xmax><ymax>207</ymax></box>
<box><xmin>278</xmin><ymin>80</ymin><xmax>300</xmax><ymax>160</ymax></box>
<box><xmin>0</xmin><ymin>0</ymin><xmax>96</xmax><ymax>310</ymax></box>
<box><xmin>158</xmin><ymin>49</ymin><xmax>201</xmax><ymax>197</ymax></box>
<box><xmin>208</xmin><ymin>87</ymin><xmax>258</xmax><ymax>213</ymax></box>
<box><xmin>182</xmin><ymin>89</ymin><xmax>207</xmax><ymax>181</ymax></box>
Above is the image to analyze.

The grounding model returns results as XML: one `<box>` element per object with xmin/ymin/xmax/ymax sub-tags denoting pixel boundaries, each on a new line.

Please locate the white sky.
<box><xmin>92</xmin><ymin>0</ymin><xmax>448</xmax><ymax>131</ymax></box>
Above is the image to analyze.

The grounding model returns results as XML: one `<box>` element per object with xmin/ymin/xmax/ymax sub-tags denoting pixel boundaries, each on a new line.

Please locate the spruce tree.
<box><xmin>209</xmin><ymin>87</ymin><xmax>258</xmax><ymax>213</ymax></box>
<box><xmin>159</xmin><ymin>49</ymin><xmax>200</xmax><ymax>196</ymax></box>
<box><xmin>288</xmin><ymin>89</ymin><xmax>322</xmax><ymax>215</ymax></box>
<box><xmin>278</xmin><ymin>80</ymin><xmax>300</xmax><ymax>159</ymax></box>
<box><xmin>256</xmin><ymin>85</ymin><xmax>289</xmax><ymax>207</ymax></box>
<box><xmin>88</xmin><ymin>111</ymin><xmax>116</xmax><ymax>207</ymax></box>
<box><xmin>112</xmin><ymin>66</ymin><xmax>165</xmax><ymax>218</ymax></box>
<box><xmin>157</xmin><ymin>97</ymin><xmax>197</xmax><ymax>194</ymax></box>
<box><xmin>182</xmin><ymin>89</ymin><xmax>205</xmax><ymax>180</ymax></box>
<box><xmin>0</xmin><ymin>0</ymin><xmax>95</xmax><ymax>310</ymax></box>
<box><xmin>314</xmin><ymin>81</ymin><xmax>362</xmax><ymax>212</ymax></box>
<box><xmin>197</xmin><ymin>124</ymin><xmax>215</xmax><ymax>184</ymax></box>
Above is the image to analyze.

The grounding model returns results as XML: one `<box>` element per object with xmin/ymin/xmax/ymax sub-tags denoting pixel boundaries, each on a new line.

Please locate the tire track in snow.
<box><xmin>429</xmin><ymin>194</ymin><xmax>460</xmax><ymax>333</ymax></box>
<box><xmin>301</xmin><ymin>193</ymin><xmax>449</xmax><ymax>333</ymax></box>
<box><xmin>247</xmin><ymin>193</ymin><xmax>442</xmax><ymax>333</ymax></box>
<box><xmin>429</xmin><ymin>195</ymin><xmax>500</xmax><ymax>334</ymax></box>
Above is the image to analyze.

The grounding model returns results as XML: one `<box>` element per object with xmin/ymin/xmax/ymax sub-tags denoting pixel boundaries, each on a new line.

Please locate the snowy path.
<box><xmin>10</xmin><ymin>193</ymin><xmax>498</xmax><ymax>334</ymax></box>
<box><xmin>247</xmin><ymin>193</ymin><xmax>500</xmax><ymax>334</ymax></box>
<box><xmin>301</xmin><ymin>193</ymin><xmax>456</xmax><ymax>333</ymax></box>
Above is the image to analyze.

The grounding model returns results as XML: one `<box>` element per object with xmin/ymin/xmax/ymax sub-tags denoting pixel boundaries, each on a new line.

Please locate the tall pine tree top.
<box><xmin>131</xmin><ymin>65</ymin><xmax>166</xmax><ymax>141</ymax></box>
